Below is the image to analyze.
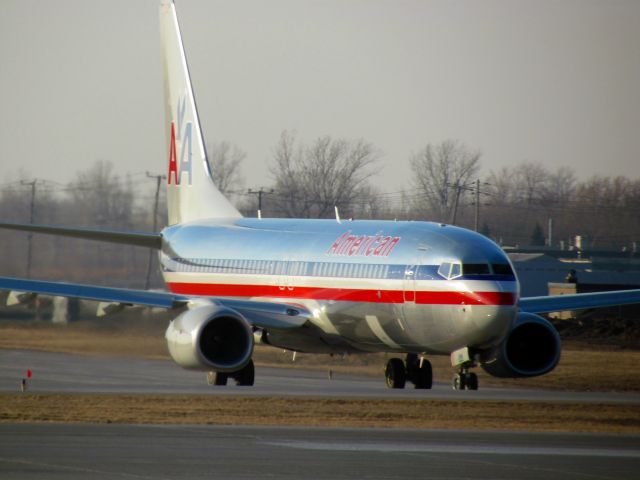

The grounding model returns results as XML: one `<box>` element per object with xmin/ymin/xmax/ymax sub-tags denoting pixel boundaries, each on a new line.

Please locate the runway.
<box><xmin>1</xmin><ymin>349</ymin><xmax>640</xmax><ymax>404</ymax></box>
<box><xmin>1</xmin><ymin>424</ymin><xmax>639</xmax><ymax>479</ymax></box>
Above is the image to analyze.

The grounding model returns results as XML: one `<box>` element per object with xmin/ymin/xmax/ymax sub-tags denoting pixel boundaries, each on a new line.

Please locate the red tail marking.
<box><xmin>167</xmin><ymin>122</ymin><xmax>179</xmax><ymax>185</ymax></box>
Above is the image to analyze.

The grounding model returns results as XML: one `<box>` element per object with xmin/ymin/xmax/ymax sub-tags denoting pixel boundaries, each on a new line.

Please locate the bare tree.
<box><xmin>542</xmin><ymin>166</ymin><xmax>576</xmax><ymax>205</ymax></box>
<box><xmin>410</xmin><ymin>140</ymin><xmax>481</xmax><ymax>223</ymax></box>
<box><xmin>63</xmin><ymin>160</ymin><xmax>139</xmax><ymax>284</ymax></box>
<box><xmin>67</xmin><ymin>160</ymin><xmax>135</xmax><ymax>228</ymax></box>
<box><xmin>571</xmin><ymin>175</ymin><xmax>640</xmax><ymax>247</ymax></box>
<box><xmin>486</xmin><ymin>166</ymin><xmax>518</xmax><ymax>206</ymax></box>
<box><xmin>207</xmin><ymin>141</ymin><xmax>246</xmax><ymax>196</ymax></box>
<box><xmin>269</xmin><ymin>131</ymin><xmax>379</xmax><ymax>218</ymax></box>
<box><xmin>513</xmin><ymin>162</ymin><xmax>549</xmax><ymax>206</ymax></box>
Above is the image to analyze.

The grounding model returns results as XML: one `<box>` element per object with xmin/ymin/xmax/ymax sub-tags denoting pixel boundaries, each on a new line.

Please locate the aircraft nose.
<box><xmin>469</xmin><ymin>303</ymin><xmax>517</xmax><ymax>344</ymax></box>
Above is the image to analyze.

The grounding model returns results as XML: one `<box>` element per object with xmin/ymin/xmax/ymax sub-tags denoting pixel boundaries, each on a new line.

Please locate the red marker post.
<box><xmin>21</xmin><ymin>370</ymin><xmax>32</xmax><ymax>393</ymax></box>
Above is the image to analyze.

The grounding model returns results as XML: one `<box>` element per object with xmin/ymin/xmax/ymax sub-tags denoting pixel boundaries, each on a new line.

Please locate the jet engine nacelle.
<box><xmin>480</xmin><ymin>312</ymin><xmax>561</xmax><ymax>378</ymax></box>
<box><xmin>165</xmin><ymin>304</ymin><xmax>254</xmax><ymax>372</ymax></box>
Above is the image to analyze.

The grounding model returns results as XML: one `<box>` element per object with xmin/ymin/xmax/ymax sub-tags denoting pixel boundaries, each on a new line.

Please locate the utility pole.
<box><xmin>21</xmin><ymin>180</ymin><xmax>38</xmax><ymax>278</ymax></box>
<box><xmin>247</xmin><ymin>187</ymin><xmax>274</xmax><ymax>218</ymax></box>
<box><xmin>450</xmin><ymin>183</ymin><xmax>462</xmax><ymax>225</ymax></box>
<box><xmin>145</xmin><ymin>172</ymin><xmax>166</xmax><ymax>290</ymax></box>
<box><xmin>449</xmin><ymin>181</ymin><xmax>474</xmax><ymax>226</ymax></box>
<box><xmin>474</xmin><ymin>178</ymin><xmax>480</xmax><ymax>232</ymax></box>
<box><xmin>449</xmin><ymin>179</ymin><xmax>487</xmax><ymax>230</ymax></box>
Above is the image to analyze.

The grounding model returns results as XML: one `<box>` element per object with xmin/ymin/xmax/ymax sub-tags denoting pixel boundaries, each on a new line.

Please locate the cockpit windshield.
<box><xmin>438</xmin><ymin>261</ymin><xmax>514</xmax><ymax>279</ymax></box>
<box><xmin>437</xmin><ymin>261</ymin><xmax>462</xmax><ymax>279</ymax></box>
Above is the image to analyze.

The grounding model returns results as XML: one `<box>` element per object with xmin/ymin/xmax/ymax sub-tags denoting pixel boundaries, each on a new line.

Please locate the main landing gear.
<box><xmin>207</xmin><ymin>359</ymin><xmax>255</xmax><ymax>387</ymax></box>
<box><xmin>385</xmin><ymin>354</ymin><xmax>432</xmax><ymax>389</ymax></box>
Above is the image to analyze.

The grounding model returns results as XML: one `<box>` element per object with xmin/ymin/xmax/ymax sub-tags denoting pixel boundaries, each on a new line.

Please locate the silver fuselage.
<box><xmin>160</xmin><ymin>218</ymin><xmax>518</xmax><ymax>355</ymax></box>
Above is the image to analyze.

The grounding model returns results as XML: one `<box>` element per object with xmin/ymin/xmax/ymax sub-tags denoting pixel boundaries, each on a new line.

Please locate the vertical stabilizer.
<box><xmin>160</xmin><ymin>0</ymin><xmax>242</xmax><ymax>225</ymax></box>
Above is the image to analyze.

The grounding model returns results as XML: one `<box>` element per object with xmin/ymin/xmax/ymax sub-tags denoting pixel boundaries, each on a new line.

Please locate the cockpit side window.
<box><xmin>450</xmin><ymin>263</ymin><xmax>462</xmax><ymax>278</ymax></box>
<box><xmin>462</xmin><ymin>263</ymin><xmax>490</xmax><ymax>275</ymax></box>
<box><xmin>437</xmin><ymin>262</ymin><xmax>451</xmax><ymax>279</ymax></box>
<box><xmin>438</xmin><ymin>261</ymin><xmax>462</xmax><ymax>279</ymax></box>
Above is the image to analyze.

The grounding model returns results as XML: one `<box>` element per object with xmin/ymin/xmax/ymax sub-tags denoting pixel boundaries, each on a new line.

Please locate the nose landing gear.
<box><xmin>384</xmin><ymin>354</ymin><xmax>432</xmax><ymax>389</ymax></box>
<box><xmin>450</xmin><ymin>347</ymin><xmax>479</xmax><ymax>390</ymax></box>
<box><xmin>452</xmin><ymin>368</ymin><xmax>478</xmax><ymax>391</ymax></box>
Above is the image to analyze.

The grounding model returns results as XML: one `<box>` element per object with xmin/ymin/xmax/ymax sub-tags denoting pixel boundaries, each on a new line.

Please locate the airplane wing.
<box><xmin>0</xmin><ymin>276</ymin><xmax>309</xmax><ymax>330</ymax></box>
<box><xmin>519</xmin><ymin>289</ymin><xmax>640</xmax><ymax>314</ymax></box>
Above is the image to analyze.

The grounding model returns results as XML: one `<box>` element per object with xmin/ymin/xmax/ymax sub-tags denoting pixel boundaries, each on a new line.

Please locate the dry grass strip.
<box><xmin>1</xmin><ymin>394</ymin><xmax>639</xmax><ymax>434</ymax></box>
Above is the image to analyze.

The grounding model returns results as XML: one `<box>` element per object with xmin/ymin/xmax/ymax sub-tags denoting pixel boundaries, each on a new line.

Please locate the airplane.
<box><xmin>2</xmin><ymin>0</ymin><xmax>640</xmax><ymax>391</ymax></box>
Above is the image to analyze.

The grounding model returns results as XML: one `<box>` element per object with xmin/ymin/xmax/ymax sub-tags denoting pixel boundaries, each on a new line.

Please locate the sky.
<box><xmin>1</xmin><ymin>0</ymin><xmax>639</xmax><ymax>193</ymax></box>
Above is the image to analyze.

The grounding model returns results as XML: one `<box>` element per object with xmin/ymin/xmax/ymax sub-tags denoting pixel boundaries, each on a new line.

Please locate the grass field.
<box><xmin>2</xmin><ymin>393</ymin><xmax>639</xmax><ymax>434</ymax></box>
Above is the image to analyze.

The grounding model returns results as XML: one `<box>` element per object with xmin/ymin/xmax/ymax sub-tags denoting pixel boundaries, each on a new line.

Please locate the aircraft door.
<box><xmin>402</xmin><ymin>250</ymin><xmax>427</xmax><ymax>325</ymax></box>
<box><xmin>404</xmin><ymin>249</ymin><xmax>428</xmax><ymax>305</ymax></box>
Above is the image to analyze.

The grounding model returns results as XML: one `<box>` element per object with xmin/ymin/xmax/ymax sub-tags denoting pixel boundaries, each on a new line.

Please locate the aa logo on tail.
<box><xmin>168</xmin><ymin>95</ymin><xmax>192</xmax><ymax>185</ymax></box>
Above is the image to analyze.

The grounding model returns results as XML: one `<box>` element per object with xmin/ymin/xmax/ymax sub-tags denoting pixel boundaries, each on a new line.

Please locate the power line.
<box><xmin>20</xmin><ymin>179</ymin><xmax>41</xmax><ymax>278</ymax></box>
<box><xmin>247</xmin><ymin>187</ymin><xmax>274</xmax><ymax>217</ymax></box>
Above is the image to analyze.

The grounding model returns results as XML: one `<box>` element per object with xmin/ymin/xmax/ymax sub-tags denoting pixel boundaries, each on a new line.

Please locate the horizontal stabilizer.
<box><xmin>0</xmin><ymin>222</ymin><xmax>162</xmax><ymax>249</ymax></box>
<box><xmin>519</xmin><ymin>289</ymin><xmax>640</xmax><ymax>314</ymax></box>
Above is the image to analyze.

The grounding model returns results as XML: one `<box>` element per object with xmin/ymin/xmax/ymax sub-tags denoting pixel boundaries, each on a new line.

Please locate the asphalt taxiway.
<box><xmin>1</xmin><ymin>349</ymin><xmax>640</xmax><ymax>404</ymax></box>
<box><xmin>2</xmin><ymin>349</ymin><xmax>640</xmax><ymax>479</ymax></box>
<box><xmin>1</xmin><ymin>424</ymin><xmax>639</xmax><ymax>480</ymax></box>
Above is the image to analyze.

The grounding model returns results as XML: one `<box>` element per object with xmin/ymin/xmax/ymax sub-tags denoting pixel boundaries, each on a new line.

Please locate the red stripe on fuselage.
<box><xmin>166</xmin><ymin>282</ymin><xmax>516</xmax><ymax>306</ymax></box>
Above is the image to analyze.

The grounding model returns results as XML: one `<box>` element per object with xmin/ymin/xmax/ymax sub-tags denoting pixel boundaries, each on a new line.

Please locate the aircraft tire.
<box><xmin>465</xmin><ymin>372</ymin><xmax>478</xmax><ymax>390</ymax></box>
<box><xmin>452</xmin><ymin>373</ymin><xmax>465</xmax><ymax>390</ymax></box>
<box><xmin>412</xmin><ymin>360</ymin><xmax>433</xmax><ymax>390</ymax></box>
<box><xmin>214</xmin><ymin>372</ymin><xmax>228</xmax><ymax>386</ymax></box>
<box><xmin>385</xmin><ymin>358</ymin><xmax>406</xmax><ymax>389</ymax></box>
<box><xmin>233</xmin><ymin>359</ymin><xmax>255</xmax><ymax>386</ymax></box>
